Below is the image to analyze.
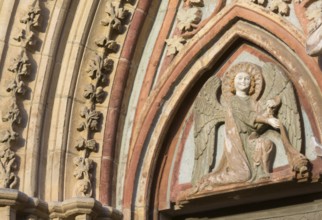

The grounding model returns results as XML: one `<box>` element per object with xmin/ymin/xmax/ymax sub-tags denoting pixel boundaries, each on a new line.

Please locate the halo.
<box><xmin>222</xmin><ymin>62</ymin><xmax>263</xmax><ymax>100</ymax></box>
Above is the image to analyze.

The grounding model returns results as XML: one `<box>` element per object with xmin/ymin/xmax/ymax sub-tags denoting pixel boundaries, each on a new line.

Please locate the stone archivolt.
<box><xmin>0</xmin><ymin>0</ymin><xmax>41</xmax><ymax>190</ymax></box>
<box><xmin>72</xmin><ymin>0</ymin><xmax>130</xmax><ymax>199</ymax></box>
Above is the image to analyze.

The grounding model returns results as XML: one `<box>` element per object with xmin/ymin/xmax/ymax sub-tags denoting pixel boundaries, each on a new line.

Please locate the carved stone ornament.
<box><xmin>101</xmin><ymin>1</ymin><xmax>128</xmax><ymax>32</ymax></box>
<box><xmin>73</xmin><ymin>157</ymin><xmax>94</xmax><ymax>197</ymax></box>
<box><xmin>247</xmin><ymin>0</ymin><xmax>302</xmax><ymax>16</ymax></box>
<box><xmin>177</xmin><ymin>62</ymin><xmax>309</xmax><ymax>203</ymax></box>
<box><xmin>73</xmin><ymin>0</ymin><xmax>130</xmax><ymax>198</ymax></box>
<box><xmin>306</xmin><ymin>24</ymin><xmax>322</xmax><ymax>56</ymax></box>
<box><xmin>0</xmin><ymin>0</ymin><xmax>42</xmax><ymax>190</ymax></box>
<box><xmin>184</xmin><ymin>0</ymin><xmax>204</xmax><ymax>7</ymax></box>
<box><xmin>177</xmin><ymin>7</ymin><xmax>202</xmax><ymax>32</ymax></box>
<box><xmin>13</xmin><ymin>1</ymin><xmax>41</xmax><ymax>49</ymax></box>
<box><xmin>166</xmin><ymin>0</ymin><xmax>204</xmax><ymax>56</ymax></box>
<box><xmin>0</xmin><ymin>148</ymin><xmax>18</xmax><ymax>188</ymax></box>
<box><xmin>305</xmin><ymin>2</ymin><xmax>322</xmax><ymax>56</ymax></box>
<box><xmin>165</xmin><ymin>37</ymin><xmax>187</xmax><ymax>56</ymax></box>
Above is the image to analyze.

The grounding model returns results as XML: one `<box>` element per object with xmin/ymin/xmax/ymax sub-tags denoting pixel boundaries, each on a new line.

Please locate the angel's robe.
<box><xmin>204</xmin><ymin>95</ymin><xmax>263</xmax><ymax>184</ymax></box>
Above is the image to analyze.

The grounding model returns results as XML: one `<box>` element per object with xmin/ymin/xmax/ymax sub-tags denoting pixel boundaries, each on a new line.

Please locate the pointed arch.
<box><xmin>121</xmin><ymin>3</ymin><xmax>322</xmax><ymax>219</ymax></box>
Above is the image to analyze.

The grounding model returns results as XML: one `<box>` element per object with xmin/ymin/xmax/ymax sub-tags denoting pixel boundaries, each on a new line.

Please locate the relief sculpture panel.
<box><xmin>177</xmin><ymin>62</ymin><xmax>310</xmax><ymax>204</ymax></box>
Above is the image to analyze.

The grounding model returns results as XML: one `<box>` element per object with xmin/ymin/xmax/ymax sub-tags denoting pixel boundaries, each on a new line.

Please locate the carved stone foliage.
<box><xmin>177</xmin><ymin>7</ymin><xmax>202</xmax><ymax>32</ymax></box>
<box><xmin>165</xmin><ymin>37</ymin><xmax>187</xmax><ymax>56</ymax></box>
<box><xmin>165</xmin><ymin>0</ymin><xmax>308</xmax><ymax>57</ymax></box>
<box><xmin>305</xmin><ymin>1</ymin><xmax>322</xmax><ymax>56</ymax></box>
<box><xmin>13</xmin><ymin>2</ymin><xmax>41</xmax><ymax>49</ymax></box>
<box><xmin>247</xmin><ymin>0</ymin><xmax>302</xmax><ymax>16</ymax></box>
<box><xmin>73</xmin><ymin>157</ymin><xmax>94</xmax><ymax>197</ymax></box>
<box><xmin>73</xmin><ymin>0</ymin><xmax>130</xmax><ymax>198</ymax></box>
<box><xmin>166</xmin><ymin>1</ymin><xmax>204</xmax><ymax>56</ymax></box>
<box><xmin>0</xmin><ymin>0</ymin><xmax>42</xmax><ymax>189</ymax></box>
<box><xmin>184</xmin><ymin>0</ymin><xmax>204</xmax><ymax>7</ymax></box>
<box><xmin>177</xmin><ymin>62</ymin><xmax>310</xmax><ymax>204</ymax></box>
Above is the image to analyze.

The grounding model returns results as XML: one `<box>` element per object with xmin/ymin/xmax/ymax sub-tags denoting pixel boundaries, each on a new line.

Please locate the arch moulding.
<box><xmin>122</xmin><ymin>3</ymin><xmax>322</xmax><ymax>219</ymax></box>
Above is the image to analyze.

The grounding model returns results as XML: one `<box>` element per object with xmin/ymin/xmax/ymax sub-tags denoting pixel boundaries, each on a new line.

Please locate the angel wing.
<box><xmin>192</xmin><ymin>75</ymin><xmax>225</xmax><ymax>184</ymax></box>
<box><xmin>260</xmin><ymin>63</ymin><xmax>302</xmax><ymax>151</ymax></box>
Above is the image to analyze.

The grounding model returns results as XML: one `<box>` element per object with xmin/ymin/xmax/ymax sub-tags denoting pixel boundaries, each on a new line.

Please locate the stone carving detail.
<box><xmin>101</xmin><ymin>1</ymin><xmax>128</xmax><ymax>32</ymax></box>
<box><xmin>184</xmin><ymin>0</ymin><xmax>204</xmax><ymax>7</ymax></box>
<box><xmin>0</xmin><ymin>147</ymin><xmax>18</xmax><ymax>188</ymax></box>
<box><xmin>166</xmin><ymin>0</ymin><xmax>306</xmax><ymax>56</ymax></box>
<box><xmin>177</xmin><ymin>62</ymin><xmax>309</xmax><ymax>202</ymax></box>
<box><xmin>13</xmin><ymin>2</ymin><xmax>41</xmax><ymax>49</ymax></box>
<box><xmin>6</xmin><ymin>51</ymin><xmax>31</xmax><ymax>95</ymax></box>
<box><xmin>165</xmin><ymin>37</ymin><xmax>187</xmax><ymax>56</ymax></box>
<box><xmin>0</xmin><ymin>0</ymin><xmax>42</xmax><ymax>189</ymax></box>
<box><xmin>177</xmin><ymin>8</ymin><xmax>202</xmax><ymax>32</ymax></box>
<box><xmin>73</xmin><ymin>0</ymin><xmax>129</xmax><ymax>197</ymax></box>
<box><xmin>166</xmin><ymin>1</ymin><xmax>204</xmax><ymax>56</ymax></box>
<box><xmin>247</xmin><ymin>0</ymin><xmax>302</xmax><ymax>16</ymax></box>
<box><xmin>73</xmin><ymin>157</ymin><xmax>94</xmax><ymax>197</ymax></box>
<box><xmin>305</xmin><ymin>1</ymin><xmax>322</xmax><ymax>56</ymax></box>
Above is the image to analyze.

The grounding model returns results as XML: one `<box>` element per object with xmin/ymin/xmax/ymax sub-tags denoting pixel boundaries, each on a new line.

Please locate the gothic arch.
<box><xmin>121</xmin><ymin>3</ymin><xmax>322</xmax><ymax>219</ymax></box>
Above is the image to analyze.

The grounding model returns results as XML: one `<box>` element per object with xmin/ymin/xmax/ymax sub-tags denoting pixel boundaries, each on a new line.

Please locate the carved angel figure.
<box><xmin>190</xmin><ymin>62</ymin><xmax>308</xmax><ymax>193</ymax></box>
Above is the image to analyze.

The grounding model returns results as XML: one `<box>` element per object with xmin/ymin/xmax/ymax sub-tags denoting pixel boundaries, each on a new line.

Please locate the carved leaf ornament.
<box><xmin>250</xmin><ymin>0</ymin><xmax>265</xmax><ymax>4</ymax></box>
<box><xmin>75</xmin><ymin>138</ymin><xmax>97</xmax><ymax>154</ymax></box>
<box><xmin>77</xmin><ymin>107</ymin><xmax>101</xmax><ymax>132</ymax></box>
<box><xmin>86</xmin><ymin>54</ymin><xmax>113</xmax><ymax>81</ymax></box>
<box><xmin>269</xmin><ymin>0</ymin><xmax>291</xmax><ymax>15</ymax></box>
<box><xmin>20</xmin><ymin>5</ymin><xmax>41</xmax><ymax>27</ymax></box>
<box><xmin>0</xmin><ymin>2</ymin><xmax>42</xmax><ymax>189</ymax></box>
<box><xmin>2</xmin><ymin>102</ymin><xmax>21</xmax><ymax>125</ymax></box>
<box><xmin>101</xmin><ymin>2</ymin><xmax>127</xmax><ymax>32</ymax></box>
<box><xmin>83</xmin><ymin>84</ymin><xmax>105</xmax><ymax>103</ymax></box>
<box><xmin>166</xmin><ymin>0</ymin><xmax>204</xmax><ymax>56</ymax></box>
<box><xmin>249</xmin><ymin>0</ymin><xmax>303</xmax><ymax>16</ymax></box>
<box><xmin>165</xmin><ymin>37</ymin><xmax>187</xmax><ymax>56</ymax></box>
<box><xmin>184</xmin><ymin>0</ymin><xmax>204</xmax><ymax>7</ymax></box>
<box><xmin>95</xmin><ymin>37</ymin><xmax>118</xmax><ymax>52</ymax></box>
<box><xmin>177</xmin><ymin>7</ymin><xmax>202</xmax><ymax>32</ymax></box>
<box><xmin>73</xmin><ymin>0</ymin><xmax>130</xmax><ymax>197</ymax></box>
<box><xmin>8</xmin><ymin>51</ymin><xmax>30</xmax><ymax>77</ymax></box>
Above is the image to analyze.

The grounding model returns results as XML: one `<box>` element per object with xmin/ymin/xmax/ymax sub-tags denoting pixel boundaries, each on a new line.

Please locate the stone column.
<box><xmin>0</xmin><ymin>206</ymin><xmax>16</xmax><ymax>220</ymax></box>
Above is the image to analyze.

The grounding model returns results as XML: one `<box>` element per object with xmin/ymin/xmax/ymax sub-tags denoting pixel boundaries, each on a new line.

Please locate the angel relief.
<box><xmin>177</xmin><ymin>62</ymin><xmax>310</xmax><ymax>202</ymax></box>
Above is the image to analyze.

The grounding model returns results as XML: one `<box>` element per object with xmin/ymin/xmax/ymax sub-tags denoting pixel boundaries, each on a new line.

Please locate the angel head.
<box><xmin>231</xmin><ymin>72</ymin><xmax>255</xmax><ymax>96</ymax></box>
<box><xmin>222</xmin><ymin>62</ymin><xmax>263</xmax><ymax>100</ymax></box>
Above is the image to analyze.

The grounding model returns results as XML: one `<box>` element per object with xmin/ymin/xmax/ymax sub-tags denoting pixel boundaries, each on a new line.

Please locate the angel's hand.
<box><xmin>266</xmin><ymin>99</ymin><xmax>276</xmax><ymax>108</ymax></box>
<box><xmin>267</xmin><ymin>118</ymin><xmax>280</xmax><ymax>129</ymax></box>
<box><xmin>266</xmin><ymin>97</ymin><xmax>281</xmax><ymax>108</ymax></box>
